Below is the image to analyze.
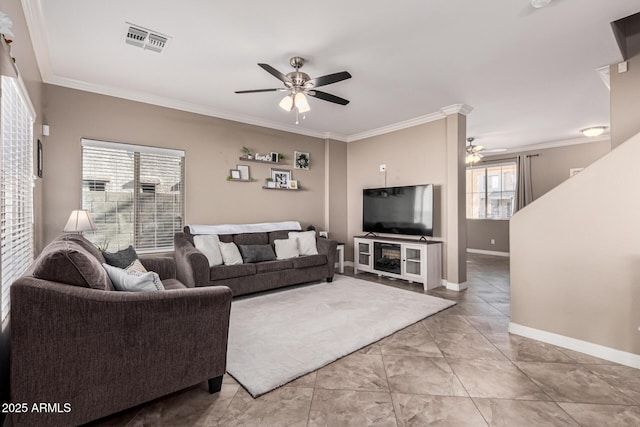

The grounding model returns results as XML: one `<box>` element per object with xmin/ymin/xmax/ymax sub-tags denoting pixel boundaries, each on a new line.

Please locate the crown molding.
<box><xmin>21</xmin><ymin>0</ymin><xmax>51</xmax><ymax>80</ymax></box>
<box><xmin>440</xmin><ymin>103</ymin><xmax>474</xmax><ymax>116</ymax></box>
<box><xmin>498</xmin><ymin>134</ymin><xmax>610</xmax><ymax>155</ymax></box>
<box><xmin>596</xmin><ymin>65</ymin><xmax>611</xmax><ymax>90</ymax></box>
<box><xmin>346</xmin><ymin>111</ymin><xmax>445</xmax><ymax>142</ymax></box>
<box><xmin>46</xmin><ymin>75</ymin><xmax>343</xmax><ymax>140</ymax></box>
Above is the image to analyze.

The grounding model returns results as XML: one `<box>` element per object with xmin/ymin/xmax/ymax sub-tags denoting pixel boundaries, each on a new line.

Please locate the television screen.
<box><xmin>363</xmin><ymin>184</ymin><xmax>434</xmax><ymax>236</ymax></box>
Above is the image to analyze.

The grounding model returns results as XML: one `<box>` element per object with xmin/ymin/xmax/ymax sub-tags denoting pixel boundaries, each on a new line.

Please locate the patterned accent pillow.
<box><xmin>125</xmin><ymin>259</ymin><xmax>148</xmax><ymax>274</ymax></box>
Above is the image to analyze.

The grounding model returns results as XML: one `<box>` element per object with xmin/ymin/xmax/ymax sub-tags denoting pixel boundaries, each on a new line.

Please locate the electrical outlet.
<box><xmin>379</xmin><ymin>164</ymin><xmax>386</xmax><ymax>172</ymax></box>
<box><xmin>490</xmin><ymin>239</ymin><xmax>496</xmax><ymax>245</ymax></box>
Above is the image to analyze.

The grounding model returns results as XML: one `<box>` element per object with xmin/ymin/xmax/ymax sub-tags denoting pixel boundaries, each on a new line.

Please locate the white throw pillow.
<box><xmin>288</xmin><ymin>231</ymin><xmax>318</xmax><ymax>256</ymax></box>
<box><xmin>218</xmin><ymin>241</ymin><xmax>243</xmax><ymax>265</ymax></box>
<box><xmin>102</xmin><ymin>263</ymin><xmax>165</xmax><ymax>292</ymax></box>
<box><xmin>274</xmin><ymin>238</ymin><xmax>300</xmax><ymax>260</ymax></box>
<box><xmin>194</xmin><ymin>234</ymin><xmax>223</xmax><ymax>266</ymax></box>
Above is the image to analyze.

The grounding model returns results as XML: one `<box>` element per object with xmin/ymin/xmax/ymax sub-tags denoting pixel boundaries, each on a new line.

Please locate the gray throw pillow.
<box><xmin>102</xmin><ymin>263</ymin><xmax>165</xmax><ymax>292</ymax></box>
<box><xmin>103</xmin><ymin>245</ymin><xmax>138</xmax><ymax>269</ymax></box>
<box><xmin>238</xmin><ymin>244</ymin><xmax>276</xmax><ymax>263</ymax></box>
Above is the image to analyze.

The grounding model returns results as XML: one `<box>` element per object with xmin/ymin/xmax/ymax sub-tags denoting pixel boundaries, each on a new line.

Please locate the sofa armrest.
<box><xmin>10</xmin><ymin>277</ymin><xmax>232</xmax><ymax>427</ymax></box>
<box><xmin>139</xmin><ymin>255</ymin><xmax>176</xmax><ymax>280</ymax></box>
<box><xmin>174</xmin><ymin>232</ymin><xmax>210</xmax><ymax>287</ymax></box>
<box><xmin>316</xmin><ymin>238</ymin><xmax>337</xmax><ymax>278</ymax></box>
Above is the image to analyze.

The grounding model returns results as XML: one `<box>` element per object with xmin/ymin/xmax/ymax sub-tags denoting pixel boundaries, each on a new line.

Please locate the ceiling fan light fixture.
<box><xmin>294</xmin><ymin>92</ymin><xmax>310</xmax><ymax>111</ymax></box>
<box><xmin>531</xmin><ymin>0</ymin><xmax>552</xmax><ymax>8</ymax></box>
<box><xmin>279</xmin><ymin>94</ymin><xmax>294</xmax><ymax>111</ymax></box>
<box><xmin>581</xmin><ymin>126</ymin><xmax>607</xmax><ymax>137</ymax></box>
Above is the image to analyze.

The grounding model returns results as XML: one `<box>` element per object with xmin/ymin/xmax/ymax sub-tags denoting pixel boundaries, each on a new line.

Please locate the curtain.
<box><xmin>515</xmin><ymin>155</ymin><xmax>533</xmax><ymax>212</ymax></box>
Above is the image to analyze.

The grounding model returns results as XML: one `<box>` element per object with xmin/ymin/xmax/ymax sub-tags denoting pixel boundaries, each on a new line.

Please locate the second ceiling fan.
<box><xmin>235</xmin><ymin>56</ymin><xmax>351</xmax><ymax>121</ymax></box>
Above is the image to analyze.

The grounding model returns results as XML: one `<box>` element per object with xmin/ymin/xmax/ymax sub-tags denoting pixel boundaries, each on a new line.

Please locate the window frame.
<box><xmin>466</xmin><ymin>161</ymin><xmax>516</xmax><ymax>220</ymax></box>
<box><xmin>80</xmin><ymin>139</ymin><xmax>185</xmax><ymax>253</ymax></box>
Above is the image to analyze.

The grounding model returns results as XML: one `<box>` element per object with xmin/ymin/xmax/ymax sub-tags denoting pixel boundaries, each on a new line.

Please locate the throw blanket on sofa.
<box><xmin>188</xmin><ymin>221</ymin><xmax>302</xmax><ymax>235</ymax></box>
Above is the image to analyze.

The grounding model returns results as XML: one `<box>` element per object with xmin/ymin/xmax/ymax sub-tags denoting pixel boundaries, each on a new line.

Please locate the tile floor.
<box><xmin>88</xmin><ymin>253</ymin><xmax>640</xmax><ymax>426</ymax></box>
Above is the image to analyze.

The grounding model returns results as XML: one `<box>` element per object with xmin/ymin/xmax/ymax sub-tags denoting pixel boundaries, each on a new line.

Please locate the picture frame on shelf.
<box><xmin>237</xmin><ymin>164</ymin><xmax>250</xmax><ymax>180</ymax></box>
<box><xmin>230</xmin><ymin>169</ymin><xmax>241</xmax><ymax>180</ymax></box>
<box><xmin>289</xmin><ymin>180</ymin><xmax>298</xmax><ymax>190</ymax></box>
<box><xmin>271</xmin><ymin>168</ymin><xmax>291</xmax><ymax>188</ymax></box>
<box><xmin>270</xmin><ymin>152</ymin><xmax>279</xmax><ymax>163</ymax></box>
<box><xmin>294</xmin><ymin>151</ymin><xmax>310</xmax><ymax>170</ymax></box>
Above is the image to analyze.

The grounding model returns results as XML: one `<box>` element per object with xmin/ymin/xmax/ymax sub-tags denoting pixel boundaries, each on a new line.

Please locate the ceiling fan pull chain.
<box><xmin>295</xmin><ymin>109</ymin><xmax>299</xmax><ymax>125</ymax></box>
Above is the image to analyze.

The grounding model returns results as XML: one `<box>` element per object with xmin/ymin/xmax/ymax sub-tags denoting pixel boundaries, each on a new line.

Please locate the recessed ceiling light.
<box><xmin>531</xmin><ymin>0</ymin><xmax>552</xmax><ymax>8</ymax></box>
<box><xmin>581</xmin><ymin>126</ymin><xmax>607</xmax><ymax>137</ymax></box>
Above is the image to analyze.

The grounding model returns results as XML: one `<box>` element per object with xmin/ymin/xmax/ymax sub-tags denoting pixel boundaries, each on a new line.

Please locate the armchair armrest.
<box><xmin>10</xmin><ymin>277</ymin><xmax>232</xmax><ymax>427</ymax></box>
<box><xmin>316</xmin><ymin>238</ymin><xmax>337</xmax><ymax>278</ymax></box>
<box><xmin>174</xmin><ymin>232</ymin><xmax>210</xmax><ymax>287</ymax></box>
<box><xmin>139</xmin><ymin>255</ymin><xmax>176</xmax><ymax>280</ymax></box>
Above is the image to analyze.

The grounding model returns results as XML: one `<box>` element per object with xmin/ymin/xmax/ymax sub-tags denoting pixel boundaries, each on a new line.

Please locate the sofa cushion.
<box><xmin>255</xmin><ymin>259</ymin><xmax>294</xmax><ymax>274</ymax></box>
<box><xmin>268</xmin><ymin>230</ymin><xmax>294</xmax><ymax>245</ymax></box>
<box><xmin>238</xmin><ymin>244</ymin><xmax>276</xmax><ymax>263</ymax></box>
<box><xmin>234</xmin><ymin>232</ymin><xmax>269</xmax><ymax>246</ymax></box>
<box><xmin>291</xmin><ymin>254</ymin><xmax>327</xmax><ymax>269</ymax></box>
<box><xmin>210</xmin><ymin>264</ymin><xmax>256</xmax><ymax>281</ymax></box>
<box><xmin>219</xmin><ymin>242</ymin><xmax>243</xmax><ymax>266</ymax></box>
<box><xmin>274</xmin><ymin>239</ymin><xmax>299</xmax><ymax>260</ymax></box>
<box><xmin>103</xmin><ymin>264</ymin><xmax>165</xmax><ymax>292</ymax></box>
<box><xmin>32</xmin><ymin>239</ymin><xmax>114</xmax><ymax>291</ymax></box>
<box><xmin>57</xmin><ymin>234</ymin><xmax>106</xmax><ymax>263</ymax></box>
<box><xmin>218</xmin><ymin>234</ymin><xmax>234</xmax><ymax>243</ymax></box>
<box><xmin>288</xmin><ymin>231</ymin><xmax>318</xmax><ymax>256</ymax></box>
<box><xmin>103</xmin><ymin>245</ymin><xmax>139</xmax><ymax>269</ymax></box>
<box><xmin>194</xmin><ymin>234</ymin><xmax>223</xmax><ymax>267</ymax></box>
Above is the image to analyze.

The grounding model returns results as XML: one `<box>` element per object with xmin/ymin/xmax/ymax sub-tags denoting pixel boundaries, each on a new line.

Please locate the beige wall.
<box><xmin>325</xmin><ymin>139</ymin><xmax>349</xmax><ymax>244</ymax></box>
<box><xmin>42</xmin><ymin>85</ymin><xmax>327</xmax><ymax>248</ymax></box>
<box><xmin>611</xmin><ymin>55</ymin><xmax>640</xmax><ymax>148</ymax></box>
<box><xmin>510</xmin><ymin>133</ymin><xmax>640</xmax><ymax>355</ymax></box>
<box><xmin>467</xmin><ymin>140</ymin><xmax>610</xmax><ymax>252</ymax></box>
<box><xmin>346</xmin><ymin>119</ymin><xmax>458</xmax><ymax>279</ymax></box>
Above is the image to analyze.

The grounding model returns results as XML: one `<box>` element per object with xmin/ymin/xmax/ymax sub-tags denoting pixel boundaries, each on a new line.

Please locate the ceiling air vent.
<box><xmin>124</xmin><ymin>23</ymin><xmax>170</xmax><ymax>53</ymax></box>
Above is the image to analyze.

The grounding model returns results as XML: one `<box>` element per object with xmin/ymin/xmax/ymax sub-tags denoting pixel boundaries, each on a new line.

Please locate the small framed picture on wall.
<box><xmin>294</xmin><ymin>151</ymin><xmax>310</xmax><ymax>170</ymax></box>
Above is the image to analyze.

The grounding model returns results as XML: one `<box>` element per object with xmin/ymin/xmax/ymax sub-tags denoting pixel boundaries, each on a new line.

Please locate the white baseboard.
<box><xmin>467</xmin><ymin>248</ymin><xmax>510</xmax><ymax>257</ymax></box>
<box><xmin>509</xmin><ymin>322</ymin><xmax>640</xmax><ymax>369</ymax></box>
<box><xmin>444</xmin><ymin>280</ymin><xmax>468</xmax><ymax>292</ymax></box>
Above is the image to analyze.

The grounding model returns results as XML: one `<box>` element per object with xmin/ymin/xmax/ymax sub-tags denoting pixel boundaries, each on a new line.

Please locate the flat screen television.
<box><xmin>363</xmin><ymin>184</ymin><xmax>434</xmax><ymax>237</ymax></box>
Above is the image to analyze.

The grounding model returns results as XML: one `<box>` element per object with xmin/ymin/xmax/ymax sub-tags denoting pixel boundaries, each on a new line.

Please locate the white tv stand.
<box><xmin>353</xmin><ymin>236</ymin><xmax>442</xmax><ymax>290</ymax></box>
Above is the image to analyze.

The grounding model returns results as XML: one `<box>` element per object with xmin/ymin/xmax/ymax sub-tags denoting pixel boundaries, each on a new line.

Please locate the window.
<box><xmin>82</xmin><ymin>179</ymin><xmax>107</xmax><ymax>191</ymax></box>
<box><xmin>466</xmin><ymin>163</ymin><xmax>516</xmax><ymax>219</ymax></box>
<box><xmin>1</xmin><ymin>75</ymin><xmax>35</xmax><ymax>322</ymax></box>
<box><xmin>81</xmin><ymin>139</ymin><xmax>185</xmax><ymax>252</ymax></box>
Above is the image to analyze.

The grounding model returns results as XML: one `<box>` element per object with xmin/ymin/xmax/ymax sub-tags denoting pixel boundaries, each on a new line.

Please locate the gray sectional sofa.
<box><xmin>9</xmin><ymin>234</ymin><xmax>232</xmax><ymax>427</ymax></box>
<box><xmin>174</xmin><ymin>227</ymin><xmax>338</xmax><ymax>296</ymax></box>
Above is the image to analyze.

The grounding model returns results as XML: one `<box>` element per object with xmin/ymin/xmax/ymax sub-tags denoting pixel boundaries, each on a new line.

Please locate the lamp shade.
<box><xmin>279</xmin><ymin>95</ymin><xmax>294</xmax><ymax>111</ymax></box>
<box><xmin>63</xmin><ymin>209</ymin><xmax>97</xmax><ymax>233</ymax></box>
<box><xmin>294</xmin><ymin>92</ymin><xmax>310</xmax><ymax>111</ymax></box>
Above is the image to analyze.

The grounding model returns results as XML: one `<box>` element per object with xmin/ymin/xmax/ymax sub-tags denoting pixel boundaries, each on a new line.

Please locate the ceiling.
<box><xmin>21</xmin><ymin>0</ymin><xmax>640</xmax><ymax>149</ymax></box>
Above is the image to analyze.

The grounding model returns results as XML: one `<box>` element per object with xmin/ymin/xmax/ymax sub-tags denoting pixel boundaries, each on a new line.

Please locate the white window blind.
<box><xmin>1</xmin><ymin>75</ymin><xmax>35</xmax><ymax>322</ymax></box>
<box><xmin>81</xmin><ymin>139</ymin><xmax>184</xmax><ymax>253</ymax></box>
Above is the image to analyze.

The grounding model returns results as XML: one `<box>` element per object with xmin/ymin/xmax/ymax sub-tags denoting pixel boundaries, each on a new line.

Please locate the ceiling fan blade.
<box><xmin>258</xmin><ymin>63</ymin><xmax>292</xmax><ymax>84</ymax></box>
<box><xmin>234</xmin><ymin>88</ymin><xmax>285</xmax><ymax>94</ymax></box>
<box><xmin>307</xmin><ymin>71</ymin><xmax>352</xmax><ymax>88</ymax></box>
<box><xmin>307</xmin><ymin>90</ymin><xmax>350</xmax><ymax>105</ymax></box>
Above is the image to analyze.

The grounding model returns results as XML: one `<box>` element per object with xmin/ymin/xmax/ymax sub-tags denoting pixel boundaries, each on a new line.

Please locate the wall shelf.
<box><xmin>261</xmin><ymin>186</ymin><xmax>301</xmax><ymax>191</ymax></box>
<box><xmin>239</xmin><ymin>156</ymin><xmax>287</xmax><ymax>165</ymax></box>
<box><xmin>227</xmin><ymin>178</ymin><xmax>254</xmax><ymax>182</ymax></box>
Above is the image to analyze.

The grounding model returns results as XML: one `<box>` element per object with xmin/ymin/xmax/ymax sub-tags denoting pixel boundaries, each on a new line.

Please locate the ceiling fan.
<box><xmin>235</xmin><ymin>56</ymin><xmax>351</xmax><ymax>122</ymax></box>
<box><xmin>466</xmin><ymin>137</ymin><xmax>484</xmax><ymax>164</ymax></box>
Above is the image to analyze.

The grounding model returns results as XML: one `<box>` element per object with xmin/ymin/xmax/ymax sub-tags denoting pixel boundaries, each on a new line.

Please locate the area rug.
<box><xmin>226</xmin><ymin>275</ymin><xmax>456</xmax><ymax>397</ymax></box>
